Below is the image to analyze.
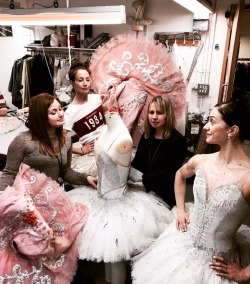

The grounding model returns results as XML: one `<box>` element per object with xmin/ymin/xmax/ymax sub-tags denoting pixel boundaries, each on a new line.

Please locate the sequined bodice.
<box><xmin>97</xmin><ymin>152</ymin><xmax>129</xmax><ymax>199</ymax></box>
<box><xmin>190</xmin><ymin>169</ymin><xmax>250</xmax><ymax>259</ymax></box>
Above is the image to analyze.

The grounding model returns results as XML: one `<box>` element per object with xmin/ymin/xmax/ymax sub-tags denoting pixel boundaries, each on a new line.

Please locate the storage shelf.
<box><xmin>25</xmin><ymin>46</ymin><xmax>96</xmax><ymax>53</ymax></box>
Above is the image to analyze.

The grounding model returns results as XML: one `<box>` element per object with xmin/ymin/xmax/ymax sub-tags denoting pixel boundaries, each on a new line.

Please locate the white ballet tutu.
<box><xmin>131</xmin><ymin>214</ymin><xmax>250</xmax><ymax>284</ymax></box>
<box><xmin>67</xmin><ymin>185</ymin><xmax>173</xmax><ymax>263</ymax></box>
<box><xmin>71</xmin><ymin>152</ymin><xmax>97</xmax><ymax>177</ymax></box>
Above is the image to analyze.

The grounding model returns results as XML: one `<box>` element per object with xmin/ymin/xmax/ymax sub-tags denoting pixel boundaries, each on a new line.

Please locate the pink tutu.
<box><xmin>90</xmin><ymin>34</ymin><xmax>186</xmax><ymax>145</ymax></box>
<box><xmin>0</xmin><ymin>163</ymin><xmax>88</xmax><ymax>283</ymax></box>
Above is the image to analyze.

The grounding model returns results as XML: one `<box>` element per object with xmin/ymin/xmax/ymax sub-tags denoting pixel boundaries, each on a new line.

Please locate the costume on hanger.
<box><xmin>90</xmin><ymin>34</ymin><xmax>186</xmax><ymax>145</ymax></box>
<box><xmin>128</xmin><ymin>0</ymin><xmax>152</xmax><ymax>27</ymax></box>
<box><xmin>67</xmin><ymin>112</ymin><xmax>173</xmax><ymax>262</ymax></box>
<box><xmin>64</xmin><ymin>94</ymin><xmax>105</xmax><ymax>176</ymax></box>
<box><xmin>8</xmin><ymin>54</ymin><xmax>54</xmax><ymax>108</ymax></box>
<box><xmin>132</xmin><ymin>168</ymin><xmax>250</xmax><ymax>284</ymax></box>
<box><xmin>0</xmin><ymin>163</ymin><xmax>88</xmax><ymax>283</ymax></box>
<box><xmin>27</xmin><ymin>54</ymin><xmax>54</xmax><ymax>99</ymax></box>
<box><xmin>8</xmin><ymin>55</ymin><xmax>32</xmax><ymax>108</ymax></box>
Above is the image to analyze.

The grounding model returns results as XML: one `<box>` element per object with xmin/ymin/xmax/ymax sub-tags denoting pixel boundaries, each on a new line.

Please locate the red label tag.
<box><xmin>73</xmin><ymin>105</ymin><xmax>104</xmax><ymax>137</ymax></box>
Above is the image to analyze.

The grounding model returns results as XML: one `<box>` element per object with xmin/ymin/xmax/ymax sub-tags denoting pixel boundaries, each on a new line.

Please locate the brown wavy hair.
<box><xmin>144</xmin><ymin>96</ymin><xmax>176</xmax><ymax>139</ymax></box>
<box><xmin>25</xmin><ymin>93</ymin><xmax>65</xmax><ymax>156</ymax></box>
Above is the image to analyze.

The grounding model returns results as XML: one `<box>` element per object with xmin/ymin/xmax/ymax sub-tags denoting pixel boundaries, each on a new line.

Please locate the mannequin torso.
<box><xmin>95</xmin><ymin>112</ymin><xmax>133</xmax><ymax>167</ymax></box>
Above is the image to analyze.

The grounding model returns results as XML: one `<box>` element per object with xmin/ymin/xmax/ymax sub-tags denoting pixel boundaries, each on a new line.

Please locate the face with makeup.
<box><xmin>203</xmin><ymin>107</ymin><xmax>231</xmax><ymax>145</ymax></box>
<box><xmin>71</xmin><ymin>69</ymin><xmax>91</xmax><ymax>96</ymax></box>
<box><xmin>48</xmin><ymin>99</ymin><xmax>64</xmax><ymax>129</ymax></box>
<box><xmin>148</xmin><ymin>102</ymin><xmax>167</xmax><ymax>132</ymax></box>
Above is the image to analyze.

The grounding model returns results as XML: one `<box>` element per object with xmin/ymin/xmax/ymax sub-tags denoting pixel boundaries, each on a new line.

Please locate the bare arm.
<box><xmin>73</xmin><ymin>141</ymin><xmax>94</xmax><ymax>155</ymax></box>
<box><xmin>175</xmin><ymin>154</ymin><xmax>202</xmax><ymax>232</ymax></box>
<box><xmin>64</xmin><ymin>129</ymin><xmax>94</xmax><ymax>155</ymax></box>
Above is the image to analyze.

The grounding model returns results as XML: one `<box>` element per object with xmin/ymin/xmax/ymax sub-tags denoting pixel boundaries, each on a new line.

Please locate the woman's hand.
<box><xmin>81</xmin><ymin>141</ymin><xmax>94</xmax><ymax>155</ymax></box>
<box><xmin>87</xmin><ymin>176</ymin><xmax>98</xmax><ymax>189</ymax></box>
<box><xmin>176</xmin><ymin>209</ymin><xmax>190</xmax><ymax>232</ymax></box>
<box><xmin>210</xmin><ymin>255</ymin><xmax>249</xmax><ymax>283</ymax></box>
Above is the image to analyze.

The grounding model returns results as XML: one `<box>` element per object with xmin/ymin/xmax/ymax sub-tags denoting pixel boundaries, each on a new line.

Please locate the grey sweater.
<box><xmin>0</xmin><ymin>131</ymin><xmax>88</xmax><ymax>191</ymax></box>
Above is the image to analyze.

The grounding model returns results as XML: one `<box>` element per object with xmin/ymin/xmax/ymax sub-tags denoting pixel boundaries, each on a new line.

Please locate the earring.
<box><xmin>227</xmin><ymin>135</ymin><xmax>230</xmax><ymax>139</ymax></box>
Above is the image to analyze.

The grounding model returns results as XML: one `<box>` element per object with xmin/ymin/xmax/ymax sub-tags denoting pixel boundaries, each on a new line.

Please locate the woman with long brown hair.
<box><xmin>0</xmin><ymin>92</ymin><xmax>97</xmax><ymax>190</ymax></box>
<box><xmin>0</xmin><ymin>93</ymin><xmax>95</xmax><ymax>282</ymax></box>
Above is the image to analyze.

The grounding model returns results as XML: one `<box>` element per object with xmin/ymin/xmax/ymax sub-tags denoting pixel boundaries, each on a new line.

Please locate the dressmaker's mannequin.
<box><xmin>95</xmin><ymin>112</ymin><xmax>133</xmax><ymax>283</ymax></box>
<box><xmin>95</xmin><ymin>111</ymin><xmax>133</xmax><ymax>167</ymax></box>
<box><xmin>68</xmin><ymin>113</ymin><xmax>173</xmax><ymax>284</ymax></box>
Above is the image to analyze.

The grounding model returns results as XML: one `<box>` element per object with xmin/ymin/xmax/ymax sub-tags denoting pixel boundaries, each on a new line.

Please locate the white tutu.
<box><xmin>68</xmin><ymin>183</ymin><xmax>173</xmax><ymax>263</ymax></box>
<box><xmin>132</xmin><ymin>168</ymin><xmax>250</xmax><ymax>284</ymax></box>
<box><xmin>71</xmin><ymin>152</ymin><xmax>97</xmax><ymax>176</ymax></box>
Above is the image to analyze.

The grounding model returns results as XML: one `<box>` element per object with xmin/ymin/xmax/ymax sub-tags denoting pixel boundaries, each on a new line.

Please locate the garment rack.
<box><xmin>25</xmin><ymin>46</ymin><xmax>95</xmax><ymax>59</ymax></box>
<box><xmin>154</xmin><ymin>32</ymin><xmax>201</xmax><ymax>46</ymax></box>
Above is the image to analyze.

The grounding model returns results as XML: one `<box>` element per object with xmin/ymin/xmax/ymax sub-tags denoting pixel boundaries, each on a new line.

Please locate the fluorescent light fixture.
<box><xmin>0</xmin><ymin>6</ymin><xmax>126</xmax><ymax>25</ymax></box>
<box><xmin>173</xmin><ymin>0</ymin><xmax>211</xmax><ymax>19</ymax></box>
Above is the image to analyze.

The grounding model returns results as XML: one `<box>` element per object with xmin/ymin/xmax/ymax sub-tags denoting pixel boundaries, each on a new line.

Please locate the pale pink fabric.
<box><xmin>90</xmin><ymin>34</ymin><xmax>186</xmax><ymax>145</ymax></box>
<box><xmin>0</xmin><ymin>163</ymin><xmax>88</xmax><ymax>283</ymax></box>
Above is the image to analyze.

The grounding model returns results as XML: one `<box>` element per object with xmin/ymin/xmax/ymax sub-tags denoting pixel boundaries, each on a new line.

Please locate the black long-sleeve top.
<box><xmin>131</xmin><ymin>129</ymin><xmax>187</xmax><ymax>208</ymax></box>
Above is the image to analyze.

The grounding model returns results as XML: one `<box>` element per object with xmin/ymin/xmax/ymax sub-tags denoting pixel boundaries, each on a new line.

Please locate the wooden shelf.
<box><xmin>25</xmin><ymin>46</ymin><xmax>96</xmax><ymax>53</ymax></box>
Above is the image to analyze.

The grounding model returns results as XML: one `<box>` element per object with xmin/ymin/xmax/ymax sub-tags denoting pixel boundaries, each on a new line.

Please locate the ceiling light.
<box><xmin>173</xmin><ymin>0</ymin><xmax>211</xmax><ymax>19</ymax></box>
<box><xmin>0</xmin><ymin>6</ymin><xmax>126</xmax><ymax>25</ymax></box>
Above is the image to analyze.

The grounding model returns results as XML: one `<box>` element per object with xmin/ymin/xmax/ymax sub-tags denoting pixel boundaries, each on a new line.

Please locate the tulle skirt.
<box><xmin>67</xmin><ymin>185</ymin><xmax>173</xmax><ymax>263</ymax></box>
<box><xmin>131</xmin><ymin>210</ymin><xmax>250</xmax><ymax>284</ymax></box>
<box><xmin>71</xmin><ymin>152</ymin><xmax>97</xmax><ymax>176</ymax></box>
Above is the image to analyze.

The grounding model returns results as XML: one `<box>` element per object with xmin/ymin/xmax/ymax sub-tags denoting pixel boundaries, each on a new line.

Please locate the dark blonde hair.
<box><xmin>144</xmin><ymin>96</ymin><xmax>176</xmax><ymax>139</ymax></box>
<box><xmin>25</xmin><ymin>93</ymin><xmax>65</xmax><ymax>156</ymax></box>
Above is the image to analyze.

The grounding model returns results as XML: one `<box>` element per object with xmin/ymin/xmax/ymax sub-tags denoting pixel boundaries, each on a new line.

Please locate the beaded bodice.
<box><xmin>97</xmin><ymin>152</ymin><xmax>129</xmax><ymax>199</ymax></box>
<box><xmin>189</xmin><ymin>169</ymin><xmax>250</xmax><ymax>259</ymax></box>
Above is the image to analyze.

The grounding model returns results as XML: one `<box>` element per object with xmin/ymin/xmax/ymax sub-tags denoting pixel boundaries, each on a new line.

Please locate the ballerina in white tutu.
<box><xmin>67</xmin><ymin>108</ymin><xmax>173</xmax><ymax>284</ymax></box>
<box><xmin>132</xmin><ymin>100</ymin><xmax>250</xmax><ymax>284</ymax></box>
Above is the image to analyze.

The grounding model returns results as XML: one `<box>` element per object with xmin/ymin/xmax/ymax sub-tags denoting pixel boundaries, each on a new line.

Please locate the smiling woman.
<box><xmin>0</xmin><ymin>25</ymin><xmax>13</xmax><ymax>36</ymax></box>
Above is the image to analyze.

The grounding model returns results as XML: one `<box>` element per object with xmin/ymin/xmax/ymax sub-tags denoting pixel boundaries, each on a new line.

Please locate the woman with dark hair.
<box><xmin>132</xmin><ymin>100</ymin><xmax>250</xmax><ymax>284</ymax></box>
<box><xmin>0</xmin><ymin>92</ymin><xmax>97</xmax><ymax>191</ymax></box>
<box><xmin>64</xmin><ymin>62</ymin><xmax>105</xmax><ymax>176</ymax></box>
<box><xmin>131</xmin><ymin>96</ymin><xmax>187</xmax><ymax>208</ymax></box>
<box><xmin>0</xmin><ymin>93</ymin><xmax>94</xmax><ymax>282</ymax></box>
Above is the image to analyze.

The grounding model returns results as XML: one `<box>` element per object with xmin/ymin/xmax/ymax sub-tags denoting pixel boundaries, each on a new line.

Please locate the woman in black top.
<box><xmin>131</xmin><ymin>96</ymin><xmax>187</xmax><ymax>208</ymax></box>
